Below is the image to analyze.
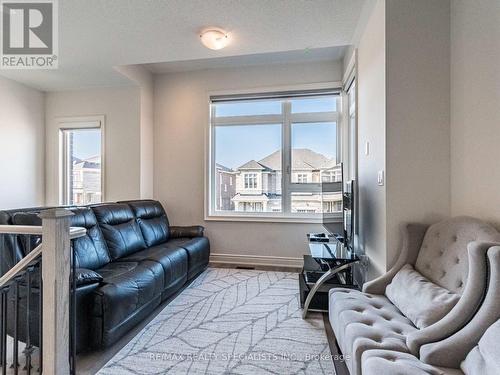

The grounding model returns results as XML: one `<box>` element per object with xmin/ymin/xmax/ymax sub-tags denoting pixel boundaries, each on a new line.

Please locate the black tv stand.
<box><xmin>300</xmin><ymin>238</ymin><xmax>360</xmax><ymax>317</ymax></box>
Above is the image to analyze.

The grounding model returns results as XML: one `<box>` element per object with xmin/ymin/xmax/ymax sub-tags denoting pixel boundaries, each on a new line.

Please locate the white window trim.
<box><xmin>205</xmin><ymin>82</ymin><xmax>346</xmax><ymax>223</ymax></box>
<box><xmin>57</xmin><ymin>115</ymin><xmax>106</xmax><ymax>205</ymax></box>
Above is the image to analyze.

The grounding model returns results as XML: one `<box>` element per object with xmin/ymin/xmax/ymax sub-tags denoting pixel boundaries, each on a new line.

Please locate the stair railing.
<box><xmin>0</xmin><ymin>209</ymin><xmax>86</xmax><ymax>375</ymax></box>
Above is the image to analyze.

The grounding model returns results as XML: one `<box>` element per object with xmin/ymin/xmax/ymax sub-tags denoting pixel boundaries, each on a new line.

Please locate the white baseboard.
<box><xmin>210</xmin><ymin>253</ymin><xmax>303</xmax><ymax>269</ymax></box>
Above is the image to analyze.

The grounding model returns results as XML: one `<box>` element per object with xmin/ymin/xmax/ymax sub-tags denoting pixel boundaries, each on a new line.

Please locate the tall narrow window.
<box><xmin>208</xmin><ymin>89</ymin><xmax>341</xmax><ymax>219</ymax></box>
<box><xmin>60</xmin><ymin>119</ymin><xmax>104</xmax><ymax>205</ymax></box>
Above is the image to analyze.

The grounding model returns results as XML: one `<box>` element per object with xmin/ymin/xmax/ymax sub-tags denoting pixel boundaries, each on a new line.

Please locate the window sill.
<box><xmin>204</xmin><ymin>215</ymin><xmax>342</xmax><ymax>224</ymax></box>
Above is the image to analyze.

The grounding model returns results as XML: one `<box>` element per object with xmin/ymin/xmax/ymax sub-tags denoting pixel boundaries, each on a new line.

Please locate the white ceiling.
<box><xmin>0</xmin><ymin>0</ymin><xmax>366</xmax><ymax>91</ymax></box>
<box><xmin>144</xmin><ymin>46</ymin><xmax>347</xmax><ymax>74</ymax></box>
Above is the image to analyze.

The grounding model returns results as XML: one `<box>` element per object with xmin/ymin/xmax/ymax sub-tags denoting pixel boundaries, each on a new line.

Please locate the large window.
<box><xmin>208</xmin><ymin>89</ymin><xmax>341</xmax><ymax>220</ymax></box>
<box><xmin>60</xmin><ymin>118</ymin><xmax>104</xmax><ymax>205</ymax></box>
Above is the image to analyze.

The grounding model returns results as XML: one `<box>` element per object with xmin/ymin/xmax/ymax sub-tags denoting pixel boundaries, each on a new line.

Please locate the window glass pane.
<box><xmin>291</xmin><ymin>192</ymin><xmax>321</xmax><ymax>213</ymax></box>
<box><xmin>290</xmin><ymin>97</ymin><xmax>336</xmax><ymax>113</ymax></box>
<box><xmin>322</xmin><ymin>191</ymin><xmax>343</xmax><ymax>214</ymax></box>
<box><xmin>214</xmin><ymin>100</ymin><xmax>282</xmax><ymax>117</ymax></box>
<box><xmin>63</xmin><ymin>128</ymin><xmax>102</xmax><ymax>205</ymax></box>
<box><xmin>214</xmin><ymin>124</ymin><xmax>282</xmax><ymax>213</ymax></box>
<box><xmin>291</xmin><ymin>122</ymin><xmax>336</xmax><ymax>183</ymax></box>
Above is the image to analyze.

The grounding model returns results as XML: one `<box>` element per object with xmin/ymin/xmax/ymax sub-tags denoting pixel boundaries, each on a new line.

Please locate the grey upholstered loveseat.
<box><xmin>328</xmin><ymin>217</ymin><xmax>500</xmax><ymax>375</ymax></box>
<box><xmin>361</xmin><ymin>245</ymin><xmax>500</xmax><ymax>374</ymax></box>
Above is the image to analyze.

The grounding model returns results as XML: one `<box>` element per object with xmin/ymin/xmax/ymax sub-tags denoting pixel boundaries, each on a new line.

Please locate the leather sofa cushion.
<box><xmin>93</xmin><ymin>260</ymin><xmax>164</xmax><ymax>333</ymax></box>
<box><xmin>92</xmin><ymin>204</ymin><xmax>147</xmax><ymax>260</ymax></box>
<box><xmin>168</xmin><ymin>237</ymin><xmax>210</xmax><ymax>279</ymax></box>
<box><xmin>11</xmin><ymin>211</ymin><xmax>42</xmax><ymax>254</ymax></box>
<box><xmin>170</xmin><ymin>226</ymin><xmax>204</xmax><ymax>238</ymax></box>
<box><xmin>121</xmin><ymin>200</ymin><xmax>170</xmax><ymax>247</ymax></box>
<box><xmin>75</xmin><ymin>268</ymin><xmax>103</xmax><ymax>286</ymax></box>
<box><xmin>461</xmin><ymin>319</ymin><xmax>500</xmax><ymax>375</ymax></box>
<box><xmin>385</xmin><ymin>264</ymin><xmax>460</xmax><ymax>329</ymax></box>
<box><xmin>118</xmin><ymin>242</ymin><xmax>188</xmax><ymax>293</ymax></box>
<box><xmin>17</xmin><ymin>265</ymin><xmax>102</xmax><ymax>289</ymax></box>
<box><xmin>329</xmin><ymin>288</ymin><xmax>418</xmax><ymax>375</ymax></box>
<box><xmin>0</xmin><ymin>211</ymin><xmax>11</xmax><ymax>225</ymax></box>
<box><xmin>12</xmin><ymin>208</ymin><xmax>112</xmax><ymax>270</ymax></box>
<box><xmin>70</xmin><ymin>208</ymin><xmax>111</xmax><ymax>270</ymax></box>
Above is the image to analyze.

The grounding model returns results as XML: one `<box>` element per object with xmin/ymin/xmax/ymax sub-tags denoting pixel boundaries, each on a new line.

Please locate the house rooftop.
<box><xmin>237</xmin><ymin>149</ymin><xmax>337</xmax><ymax>171</ymax></box>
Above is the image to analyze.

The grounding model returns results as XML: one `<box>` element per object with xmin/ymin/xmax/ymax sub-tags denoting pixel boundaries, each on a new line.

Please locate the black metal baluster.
<box><xmin>0</xmin><ymin>235</ymin><xmax>4</xmax><ymax>279</ymax></box>
<box><xmin>38</xmin><ymin>261</ymin><xmax>43</xmax><ymax>374</ymax></box>
<box><xmin>27</xmin><ymin>235</ymin><xmax>31</xmax><ymax>254</ymax></box>
<box><xmin>0</xmin><ymin>235</ymin><xmax>4</xmax><ymax>373</ymax></box>
<box><xmin>0</xmin><ymin>289</ymin><xmax>5</xmax><ymax>374</ymax></box>
<box><xmin>1</xmin><ymin>289</ymin><xmax>7</xmax><ymax>375</ymax></box>
<box><xmin>70</xmin><ymin>244</ymin><xmax>76</xmax><ymax>375</ymax></box>
<box><xmin>23</xmin><ymin>267</ymin><xmax>33</xmax><ymax>375</ymax></box>
<box><xmin>0</xmin><ymin>288</ymin><xmax>3</xmax><ymax>372</ymax></box>
<box><xmin>12</xmin><ymin>279</ymin><xmax>20</xmax><ymax>374</ymax></box>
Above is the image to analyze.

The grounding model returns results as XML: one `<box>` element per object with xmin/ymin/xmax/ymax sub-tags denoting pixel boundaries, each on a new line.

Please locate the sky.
<box><xmin>215</xmin><ymin>122</ymin><xmax>336</xmax><ymax>169</ymax></box>
<box><xmin>71</xmin><ymin>129</ymin><xmax>101</xmax><ymax>160</ymax></box>
<box><xmin>69</xmin><ymin>98</ymin><xmax>336</xmax><ymax>166</ymax></box>
<box><xmin>215</xmin><ymin>97</ymin><xmax>337</xmax><ymax>169</ymax></box>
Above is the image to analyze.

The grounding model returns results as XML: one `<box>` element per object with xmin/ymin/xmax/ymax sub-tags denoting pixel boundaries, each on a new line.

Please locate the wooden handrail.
<box><xmin>0</xmin><ymin>226</ymin><xmax>86</xmax><ymax>288</ymax></box>
<box><xmin>0</xmin><ymin>244</ymin><xmax>42</xmax><ymax>288</ymax></box>
<box><xmin>0</xmin><ymin>225</ymin><xmax>87</xmax><ymax>239</ymax></box>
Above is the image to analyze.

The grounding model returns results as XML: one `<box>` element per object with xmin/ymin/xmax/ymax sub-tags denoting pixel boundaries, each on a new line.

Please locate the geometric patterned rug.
<box><xmin>97</xmin><ymin>268</ymin><xmax>335</xmax><ymax>374</ymax></box>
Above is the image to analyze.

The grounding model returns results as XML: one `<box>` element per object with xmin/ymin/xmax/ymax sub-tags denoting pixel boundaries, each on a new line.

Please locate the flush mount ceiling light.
<box><xmin>200</xmin><ymin>28</ymin><xmax>230</xmax><ymax>50</ymax></box>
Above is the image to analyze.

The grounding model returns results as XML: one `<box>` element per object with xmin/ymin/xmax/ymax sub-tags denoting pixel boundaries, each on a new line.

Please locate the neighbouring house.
<box><xmin>225</xmin><ymin>148</ymin><xmax>342</xmax><ymax>213</ymax></box>
<box><xmin>71</xmin><ymin>156</ymin><xmax>102</xmax><ymax>205</ymax></box>
<box><xmin>215</xmin><ymin>163</ymin><xmax>236</xmax><ymax>211</ymax></box>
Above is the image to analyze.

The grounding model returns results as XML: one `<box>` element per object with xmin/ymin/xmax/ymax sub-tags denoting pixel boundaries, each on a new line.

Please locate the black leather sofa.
<box><xmin>0</xmin><ymin>199</ymin><xmax>210</xmax><ymax>352</ymax></box>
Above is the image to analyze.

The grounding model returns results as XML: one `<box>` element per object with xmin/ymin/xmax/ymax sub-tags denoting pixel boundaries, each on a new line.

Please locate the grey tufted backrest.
<box><xmin>415</xmin><ymin>217</ymin><xmax>500</xmax><ymax>294</ymax></box>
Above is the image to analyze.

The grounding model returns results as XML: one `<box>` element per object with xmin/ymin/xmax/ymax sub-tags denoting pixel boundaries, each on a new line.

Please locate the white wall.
<box><xmin>154</xmin><ymin>61</ymin><xmax>342</xmax><ymax>265</ymax></box>
<box><xmin>385</xmin><ymin>0</ymin><xmax>451</xmax><ymax>267</ymax></box>
<box><xmin>0</xmin><ymin>76</ymin><xmax>45</xmax><ymax>209</ymax></box>
<box><xmin>45</xmin><ymin>87</ymin><xmax>142</xmax><ymax>205</ymax></box>
<box><xmin>450</xmin><ymin>0</ymin><xmax>500</xmax><ymax>228</ymax></box>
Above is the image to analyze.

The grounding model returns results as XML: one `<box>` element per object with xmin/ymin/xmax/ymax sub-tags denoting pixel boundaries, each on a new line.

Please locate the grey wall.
<box><xmin>356</xmin><ymin>0</ymin><xmax>451</xmax><ymax>277</ymax></box>
<box><xmin>385</xmin><ymin>0</ymin><xmax>451</xmax><ymax>267</ymax></box>
<box><xmin>450</xmin><ymin>0</ymin><xmax>500</xmax><ymax>228</ymax></box>
<box><xmin>356</xmin><ymin>0</ymin><xmax>387</xmax><ymax>277</ymax></box>
<box><xmin>153</xmin><ymin>60</ymin><xmax>342</xmax><ymax>266</ymax></box>
<box><xmin>115</xmin><ymin>65</ymin><xmax>155</xmax><ymax>199</ymax></box>
<box><xmin>0</xmin><ymin>76</ymin><xmax>45</xmax><ymax>209</ymax></box>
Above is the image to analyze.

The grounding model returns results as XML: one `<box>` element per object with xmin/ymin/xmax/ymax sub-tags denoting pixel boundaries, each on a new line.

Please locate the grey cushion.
<box><xmin>329</xmin><ymin>288</ymin><xmax>417</xmax><ymax>375</ymax></box>
<box><xmin>461</xmin><ymin>319</ymin><xmax>500</xmax><ymax>375</ymax></box>
<box><xmin>362</xmin><ymin>349</ymin><xmax>463</xmax><ymax>375</ymax></box>
<box><xmin>386</xmin><ymin>264</ymin><xmax>460</xmax><ymax>329</ymax></box>
<box><xmin>415</xmin><ymin>217</ymin><xmax>500</xmax><ymax>294</ymax></box>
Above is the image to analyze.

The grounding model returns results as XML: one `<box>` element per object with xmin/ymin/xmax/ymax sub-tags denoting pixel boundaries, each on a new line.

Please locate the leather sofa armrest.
<box><xmin>74</xmin><ymin>268</ymin><xmax>103</xmax><ymax>286</ymax></box>
<box><xmin>406</xmin><ymin>241</ymin><xmax>499</xmax><ymax>357</ymax></box>
<box><xmin>363</xmin><ymin>223</ymin><xmax>428</xmax><ymax>294</ymax></box>
<box><xmin>170</xmin><ymin>225</ymin><xmax>205</xmax><ymax>238</ymax></box>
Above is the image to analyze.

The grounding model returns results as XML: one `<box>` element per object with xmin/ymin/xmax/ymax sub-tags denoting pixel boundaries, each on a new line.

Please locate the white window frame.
<box><xmin>57</xmin><ymin>115</ymin><xmax>105</xmax><ymax>205</ymax></box>
<box><xmin>244</xmin><ymin>173</ymin><xmax>258</xmax><ymax>189</ymax></box>
<box><xmin>297</xmin><ymin>173</ymin><xmax>308</xmax><ymax>183</ymax></box>
<box><xmin>205</xmin><ymin>82</ymin><xmax>345</xmax><ymax>223</ymax></box>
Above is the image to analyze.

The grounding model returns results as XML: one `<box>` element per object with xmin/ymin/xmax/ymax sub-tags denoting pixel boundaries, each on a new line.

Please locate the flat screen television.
<box><xmin>321</xmin><ymin>162</ymin><xmax>343</xmax><ymax>236</ymax></box>
<box><xmin>343</xmin><ymin>180</ymin><xmax>355</xmax><ymax>251</ymax></box>
<box><xmin>321</xmin><ymin>163</ymin><xmax>355</xmax><ymax>250</ymax></box>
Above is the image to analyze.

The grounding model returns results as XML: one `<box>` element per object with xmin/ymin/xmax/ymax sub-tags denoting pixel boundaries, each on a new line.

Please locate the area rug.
<box><xmin>98</xmin><ymin>268</ymin><xmax>335</xmax><ymax>374</ymax></box>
